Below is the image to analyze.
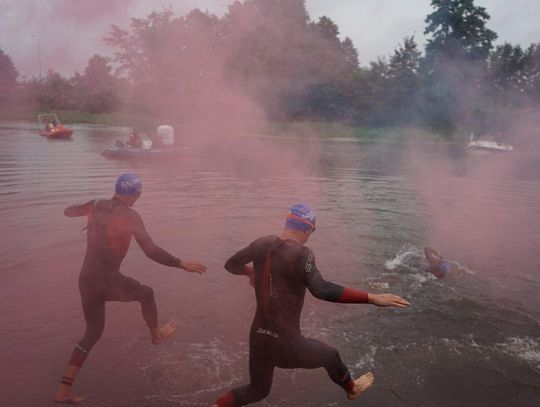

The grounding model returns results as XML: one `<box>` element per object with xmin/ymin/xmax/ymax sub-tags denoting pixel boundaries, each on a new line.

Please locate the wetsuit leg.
<box><xmin>106</xmin><ymin>274</ymin><xmax>158</xmax><ymax>329</ymax></box>
<box><xmin>74</xmin><ymin>292</ymin><xmax>106</xmax><ymax>364</ymax></box>
<box><xmin>217</xmin><ymin>333</ymin><xmax>275</xmax><ymax>407</ymax></box>
<box><xmin>285</xmin><ymin>336</ymin><xmax>352</xmax><ymax>389</ymax></box>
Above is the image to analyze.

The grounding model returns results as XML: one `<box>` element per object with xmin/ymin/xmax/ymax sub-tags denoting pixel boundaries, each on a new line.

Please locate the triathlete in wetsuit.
<box><xmin>213</xmin><ymin>204</ymin><xmax>410</xmax><ymax>407</ymax></box>
<box><xmin>424</xmin><ymin>247</ymin><xmax>462</xmax><ymax>278</ymax></box>
<box><xmin>53</xmin><ymin>173</ymin><xmax>207</xmax><ymax>404</ymax></box>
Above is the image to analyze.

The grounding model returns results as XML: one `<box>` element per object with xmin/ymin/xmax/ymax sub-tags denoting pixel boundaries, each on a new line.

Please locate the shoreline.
<box><xmin>0</xmin><ymin>108</ymin><xmax>457</xmax><ymax>144</ymax></box>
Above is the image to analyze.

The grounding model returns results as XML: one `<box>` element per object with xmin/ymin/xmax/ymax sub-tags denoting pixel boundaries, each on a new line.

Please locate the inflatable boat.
<box><xmin>102</xmin><ymin>125</ymin><xmax>186</xmax><ymax>160</ymax></box>
<box><xmin>38</xmin><ymin>114</ymin><xmax>73</xmax><ymax>139</ymax></box>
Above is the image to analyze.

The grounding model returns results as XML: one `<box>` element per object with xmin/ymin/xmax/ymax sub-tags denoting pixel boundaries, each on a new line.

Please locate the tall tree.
<box><xmin>341</xmin><ymin>37</ymin><xmax>360</xmax><ymax>71</ymax></box>
<box><xmin>0</xmin><ymin>48</ymin><xmax>18</xmax><ymax>103</ymax></box>
<box><xmin>74</xmin><ymin>55</ymin><xmax>121</xmax><ymax>113</ymax></box>
<box><xmin>525</xmin><ymin>44</ymin><xmax>540</xmax><ymax>101</ymax></box>
<box><xmin>424</xmin><ymin>0</ymin><xmax>497</xmax><ymax>66</ymax></box>
<box><xmin>421</xmin><ymin>0</ymin><xmax>498</xmax><ymax>132</ymax></box>
<box><xmin>37</xmin><ymin>70</ymin><xmax>74</xmax><ymax>110</ymax></box>
<box><xmin>386</xmin><ymin>36</ymin><xmax>422</xmax><ymax>124</ymax></box>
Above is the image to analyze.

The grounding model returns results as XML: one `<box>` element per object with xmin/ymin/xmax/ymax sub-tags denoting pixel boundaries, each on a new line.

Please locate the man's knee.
<box><xmin>139</xmin><ymin>284</ymin><xmax>154</xmax><ymax>302</ymax></box>
<box><xmin>324</xmin><ymin>347</ymin><xmax>345</xmax><ymax>370</ymax></box>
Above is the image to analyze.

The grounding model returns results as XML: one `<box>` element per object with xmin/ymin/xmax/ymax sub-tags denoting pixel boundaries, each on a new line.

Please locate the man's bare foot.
<box><xmin>152</xmin><ymin>320</ymin><xmax>177</xmax><ymax>345</ymax></box>
<box><xmin>346</xmin><ymin>371</ymin><xmax>374</xmax><ymax>400</ymax></box>
<box><xmin>53</xmin><ymin>391</ymin><xmax>84</xmax><ymax>404</ymax></box>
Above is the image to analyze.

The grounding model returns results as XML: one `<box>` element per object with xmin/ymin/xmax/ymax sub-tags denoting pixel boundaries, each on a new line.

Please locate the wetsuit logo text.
<box><xmin>305</xmin><ymin>254</ymin><xmax>314</xmax><ymax>273</ymax></box>
<box><xmin>256</xmin><ymin>328</ymin><xmax>279</xmax><ymax>338</ymax></box>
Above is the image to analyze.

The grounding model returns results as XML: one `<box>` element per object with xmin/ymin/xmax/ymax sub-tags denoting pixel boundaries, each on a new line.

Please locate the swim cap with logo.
<box><xmin>285</xmin><ymin>203</ymin><xmax>316</xmax><ymax>232</ymax></box>
<box><xmin>115</xmin><ymin>173</ymin><xmax>142</xmax><ymax>196</ymax></box>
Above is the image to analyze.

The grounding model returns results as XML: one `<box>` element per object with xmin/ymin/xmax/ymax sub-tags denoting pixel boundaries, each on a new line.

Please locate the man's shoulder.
<box><xmin>251</xmin><ymin>235</ymin><xmax>278</xmax><ymax>247</ymax></box>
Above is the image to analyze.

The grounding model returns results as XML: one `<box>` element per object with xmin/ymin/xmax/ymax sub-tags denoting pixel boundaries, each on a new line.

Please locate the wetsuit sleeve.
<box><xmin>64</xmin><ymin>200</ymin><xmax>95</xmax><ymax>217</ymax></box>
<box><xmin>224</xmin><ymin>241</ymin><xmax>256</xmax><ymax>276</ymax></box>
<box><xmin>303</xmin><ymin>249</ymin><xmax>369</xmax><ymax>304</ymax></box>
<box><xmin>132</xmin><ymin>211</ymin><xmax>181</xmax><ymax>268</ymax></box>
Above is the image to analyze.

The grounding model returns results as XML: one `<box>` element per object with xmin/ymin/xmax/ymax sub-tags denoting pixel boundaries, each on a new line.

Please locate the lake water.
<box><xmin>0</xmin><ymin>122</ymin><xmax>539</xmax><ymax>407</ymax></box>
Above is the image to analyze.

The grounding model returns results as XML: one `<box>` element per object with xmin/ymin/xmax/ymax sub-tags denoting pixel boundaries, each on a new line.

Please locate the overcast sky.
<box><xmin>1</xmin><ymin>0</ymin><xmax>539</xmax><ymax>78</ymax></box>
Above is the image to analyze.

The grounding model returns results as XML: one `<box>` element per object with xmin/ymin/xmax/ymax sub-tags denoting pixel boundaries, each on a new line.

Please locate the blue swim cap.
<box><xmin>440</xmin><ymin>262</ymin><xmax>451</xmax><ymax>273</ymax></box>
<box><xmin>285</xmin><ymin>203</ymin><xmax>316</xmax><ymax>232</ymax></box>
<box><xmin>115</xmin><ymin>173</ymin><xmax>142</xmax><ymax>196</ymax></box>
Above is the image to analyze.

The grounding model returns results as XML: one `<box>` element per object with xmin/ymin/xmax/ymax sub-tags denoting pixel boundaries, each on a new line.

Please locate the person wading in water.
<box><xmin>53</xmin><ymin>173</ymin><xmax>207</xmax><ymax>404</ymax></box>
<box><xmin>212</xmin><ymin>203</ymin><xmax>410</xmax><ymax>407</ymax></box>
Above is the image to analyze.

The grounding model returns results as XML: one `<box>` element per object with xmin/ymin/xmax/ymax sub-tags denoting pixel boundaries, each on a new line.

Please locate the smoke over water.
<box><xmin>396</xmin><ymin>108</ymin><xmax>540</xmax><ymax>307</ymax></box>
<box><xmin>1</xmin><ymin>2</ymin><xmax>540</xmax><ymax>407</ymax></box>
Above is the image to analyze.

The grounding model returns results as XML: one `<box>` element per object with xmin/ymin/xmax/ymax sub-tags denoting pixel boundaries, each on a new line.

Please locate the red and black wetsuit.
<box><xmin>216</xmin><ymin>235</ymin><xmax>369</xmax><ymax>407</ymax></box>
<box><xmin>65</xmin><ymin>198</ymin><xmax>181</xmax><ymax>367</ymax></box>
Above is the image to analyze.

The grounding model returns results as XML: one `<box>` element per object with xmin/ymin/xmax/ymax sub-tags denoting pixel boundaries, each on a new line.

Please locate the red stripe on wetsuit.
<box><xmin>263</xmin><ymin>253</ymin><xmax>272</xmax><ymax>318</ymax></box>
<box><xmin>216</xmin><ymin>390</ymin><xmax>235</xmax><ymax>407</ymax></box>
<box><xmin>337</xmin><ymin>287</ymin><xmax>369</xmax><ymax>303</ymax></box>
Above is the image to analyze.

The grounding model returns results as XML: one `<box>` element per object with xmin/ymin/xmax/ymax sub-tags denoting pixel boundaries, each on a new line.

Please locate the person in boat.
<box><xmin>212</xmin><ymin>204</ymin><xmax>410</xmax><ymax>407</ymax></box>
<box><xmin>53</xmin><ymin>173</ymin><xmax>207</xmax><ymax>404</ymax></box>
<box><xmin>424</xmin><ymin>247</ymin><xmax>463</xmax><ymax>278</ymax></box>
<box><xmin>46</xmin><ymin>119</ymin><xmax>58</xmax><ymax>131</ymax></box>
<box><xmin>127</xmin><ymin>128</ymin><xmax>142</xmax><ymax>148</ymax></box>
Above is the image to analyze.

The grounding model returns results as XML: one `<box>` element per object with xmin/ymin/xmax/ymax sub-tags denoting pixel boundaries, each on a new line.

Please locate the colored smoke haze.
<box><xmin>400</xmin><ymin>108</ymin><xmax>540</xmax><ymax>283</ymax></box>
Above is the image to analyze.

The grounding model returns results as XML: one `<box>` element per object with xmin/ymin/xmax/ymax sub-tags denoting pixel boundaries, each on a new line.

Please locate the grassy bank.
<box><xmin>1</xmin><ymin>107</ymin><xmax>454</xmax><ymax>143</ymax></box>
<box><xmin>0</xmin><ymin>107</ymin><xmax>158</xmax><ymax>131</ymax></box>
<box><xmin>262</xmin><ymin>121</ymin><xmax>453</xmax><ymax>143</ymax></box>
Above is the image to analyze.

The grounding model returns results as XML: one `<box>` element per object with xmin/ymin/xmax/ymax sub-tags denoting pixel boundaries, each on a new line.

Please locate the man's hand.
<box><xmin>368</xmin><ymin>293</ymin><xmax>410</xmax><ymax>308</ymax></box>
<box><xmin>180</xmin><ymin>260</ymin><xmax>207</xmax><ymax>274</ymax></box>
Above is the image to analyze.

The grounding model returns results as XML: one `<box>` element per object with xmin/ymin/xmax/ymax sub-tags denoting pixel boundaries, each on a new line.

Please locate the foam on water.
<box><xmin>384</xmin><ymin>244</ymin><xmax>425</xmax><ymax>271</ymax></box>
<box><xmin>496</xmin><ymin>337</ymin><xmax>540</xmax><ymax>372</ymax></box>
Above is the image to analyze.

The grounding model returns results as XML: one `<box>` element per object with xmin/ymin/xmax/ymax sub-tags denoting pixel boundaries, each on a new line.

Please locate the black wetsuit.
<box><xmin>216</xmin><ymin>235</ymin><xmax>369</xmax><ymax>407</ymax></box>
<box><xmin>65</xmin><ymin>198</ymin><xmax>180</xmax><ymax>365</ymax></box>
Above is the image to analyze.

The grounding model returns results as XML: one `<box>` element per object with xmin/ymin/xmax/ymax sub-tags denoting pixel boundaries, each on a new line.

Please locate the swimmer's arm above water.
<box><xmin>132</xmin><ymin>212</ymin><xmax>206</xmax><ymax>274</ymax></box>
<box><xmin>64</xmin><ymin>200</ymin><xmax>96</xmax><ymax>217</ymax></box>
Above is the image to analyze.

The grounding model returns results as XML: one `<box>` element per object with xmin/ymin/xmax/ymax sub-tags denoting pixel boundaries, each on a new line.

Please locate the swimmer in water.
<box><xmin>424</xmin><ymin>247</ymin><xmax>463</xmax><ymax>278</ymax></box>
<box><xmin>212</xmin><ymin>204</ymin><xmax>410</xmax><ymax>407</ymax></box>
<box><xmin>53</xmin><ymin>173</ymin><xmax>207</xmax><ymax>404</ymax></box>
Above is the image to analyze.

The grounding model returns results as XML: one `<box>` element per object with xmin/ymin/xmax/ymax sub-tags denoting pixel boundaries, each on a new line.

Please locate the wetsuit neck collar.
<box><xmin>280</xmin><ymin>230</ymin><xmax>308</xmax><ymax>245</ymax></box>
<box><xmin>112</xmin><ymin>196</ymin><xmax>129</xmax><ymax>207</ymax></box>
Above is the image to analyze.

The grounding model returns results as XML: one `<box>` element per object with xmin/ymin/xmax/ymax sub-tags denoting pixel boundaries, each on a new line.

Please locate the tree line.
<box><xmin>1</xmin><ymin>0</ymin><xmax>539</xmax><ymax>135</ymax></box>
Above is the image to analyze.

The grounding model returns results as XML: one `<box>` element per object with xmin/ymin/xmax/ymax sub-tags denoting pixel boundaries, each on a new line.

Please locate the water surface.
<box><xmin>0</xmin><ymin>122</ymin><xmax>539</xmax><ymax>407</ymax></box>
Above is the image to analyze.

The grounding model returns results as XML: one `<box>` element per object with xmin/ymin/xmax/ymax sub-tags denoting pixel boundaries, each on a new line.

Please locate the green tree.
<box><xmin>488</xmin><ymin>43</ymin><xmax>530</xmax><ymax>99</ymax></box>
<box><xmin>525</xmin><ymin>44</ymin><xmax>540</xmax><ymax>101</ymax></box>
<box><xmin>37</xmin><ymin>70</ymin><xmax>74</xmax><ymax>110</ymax></box>
<box><xmin>106</xmin><ymin>8</ymin><xmax>222</xmax><ymax>116</ymax></box>
<box><xmin>341</xmin><ymin>37</ymin><xmax>359</xmax><ymax>71</ymax></box>
<box><xmin>73</xmin><ymin>55</ymin><xmax>121</xmax><ymax>113</ymax></box>
<box><xmin>385</xmin><ymin>36</ymin><xmax>422</xmax><ymax>124</ymax></box>
<box><xmin>0</xmin><ymin>47</ymin><xmax>18</xmax><ymax>103</ymax></box>
<box><xmin>424</xmin><ymin>0</ymin><xmax>497</xmax><ymax>66</ymax></box>
<box><xmin>421</xmin><ymin>0</ymin><xmax>498</xmax><ymax>133</ymax></box>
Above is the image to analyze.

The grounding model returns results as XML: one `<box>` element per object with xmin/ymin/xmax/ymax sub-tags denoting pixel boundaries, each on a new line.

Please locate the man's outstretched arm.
<box><xmin>64</xmin><ymin>200</ymin><xmax>95</xmax><ymax>217</ymax></box>
<box><xmin>133</xmin><ymin>212</ymin><xmax>206</xmax><ymax>273</ymax></box>
<box><xmin>304</xmin><ymin>251</ymin><xmax>409</xmax><ymax>307</ymax></box>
